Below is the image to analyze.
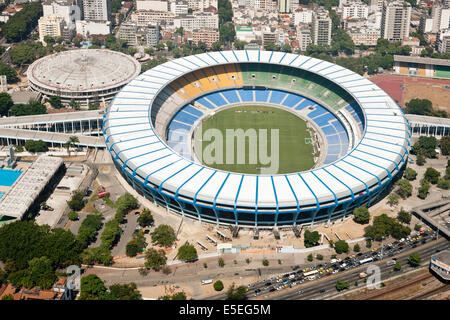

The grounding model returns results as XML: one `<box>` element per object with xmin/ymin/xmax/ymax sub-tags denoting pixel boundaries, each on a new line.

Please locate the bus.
<box><xmin>303</xmin><ymin>270</ymin><xmax>319</xmax><ymax>277</ymax></box>
<box><xmin>359</xmin><ymin>257</ymin><xmax>374</xmax><ymax>265</ymax></box>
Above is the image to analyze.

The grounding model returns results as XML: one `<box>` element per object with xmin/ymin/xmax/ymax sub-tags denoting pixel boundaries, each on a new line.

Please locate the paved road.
<box><xmin>111</xmin><ymin>213</ymin><xmax>139</xmax><ymax>257</ymax></box>
<box><xmin>248</xmin><ymin>238</ymin><xmax>449</xmax><ymax>301</ymax></box>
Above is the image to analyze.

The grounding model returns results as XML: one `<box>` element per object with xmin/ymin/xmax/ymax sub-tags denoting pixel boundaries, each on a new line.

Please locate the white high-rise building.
<box><xmin>83</xmin><ymin>0</ymin><xmax>110</xmax><ymax>21</ymax></box>
<box><xmin>380</xmin><ymin>0</ymin><xmax>411</xmax><ymax>41</ymax></box>
<box><xmin>38</xmin><ymin>14</ymin><xmax>66</xmax><ymax>42</ymax></box>
<box><xmin>436</xmin><ymin>28</ymin><xmax>450</xmax><ymax>53</ymax></box>
<box><xmin>136</xmin><ymin>0</ymin><xmax>169</xmax><ymax>11</ymax></box>
<box><xmin>173</xmin><ymin>12</ymin><xmax>218</xmax><ymax>31</ymax></box>
<box><xmin>42</xmin><ymin>0</ymin><xmax>81</xmax><ymax>30</ymax></box>
<box><xmin>187</xmin><ymin>0</ymin><xmax>218</xmax><ymax>11</ymax></box>
<box><xmin>293</xmin><ymin>7</ymin><xmax>313</xmax><ymax>24</ymax></box>
<box><xmin>432</xmin><ymin>1</ymin><xmax>450</xmax><ymax>33</ymax></box>
<box><xmin>279</xmin><ymin>0</ymin><xmax>291</xmax><ymax>13</ymax></box>
<box><xmin>342</xmin><ymin>1</ymin><xmax>369</xmax><ymax>20</ymax></box>
<box><xmin>311</xmin><ymin>8</ymin><xmax>332</xmax><ymax>46</ymax></box>
<box><xmin>171</xmin><ymin>1</ymin><xmax>188</xmax><ymax>15</ymax></box>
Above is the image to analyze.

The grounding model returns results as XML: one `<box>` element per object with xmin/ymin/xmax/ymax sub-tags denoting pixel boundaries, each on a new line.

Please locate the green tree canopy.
<box><xmin>424</xmin><ymin>167</ymin><xmax>440</xmax><ymax>184</ymax></box>
<box><xmin>79</xmin><ymin>274</ymin><xmax>108</xmax><ymax>300</ymax></box>
<box><xmin>304</xmin><ymin>229</ymin><xmax>320</xmax><ymax>248</ymax></box>
<box><xmin>404</xmin><ymin>168</ymin><xmax>417</xmax><ymax>181</ymax></box>
<box><xmin>334</xmin><ymin>240</ymin><xmax>349</xmax><ymax>254</ymax></box>
<box><xmin>137</xmin><ymin>208</ymin><xmax>154</xmax><ymax>227</ymax></box>
<box><xmin>177</xmin><ymin>244</ymin><xmax>198</xmax><ymax>261</ymax></box>
<box><xmin>397</xmin><ymin>208</ymin><xmax>411</xmax><ymax>224</ymax></box>
<box><xmin>151</xmin><ymin>224</ymin><xmax>176</xmax><ymax>247</ymax></box>
<box><xmin>144</xmin><ymin>248</ymin><xmax>166</xmax><ymax>270</ymax></box>
<box><xmin>353</xmin><ymin>207</ymin><xmax>370</xmax><ymax>224</ymax></box>
<box><xmin>109</xmin><ymin>283</ymin><xmax>142</xmax><ymax>300</ymax></box>
<box><xmin>0</xmin><ymin>92</ymin><xmax>14</xmax><ymax>116</ymax></box>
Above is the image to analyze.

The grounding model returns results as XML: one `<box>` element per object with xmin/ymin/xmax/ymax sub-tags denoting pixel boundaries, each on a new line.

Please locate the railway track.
<box><xmin>410</xmin><ymin>284</ymin><xmax>450</xmax><ymax>300</ymax></box>
<box><xmin>359</xmin><ymin>272</ymin><xmax>435</xmax><ymax>300</ymax></box>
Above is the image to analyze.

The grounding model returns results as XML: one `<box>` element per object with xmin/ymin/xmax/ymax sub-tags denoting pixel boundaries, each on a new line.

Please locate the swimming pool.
<box><xmin>0</xmin><ymin>169</ymin><xmax>22</xmax><ymax>186</ymax></box>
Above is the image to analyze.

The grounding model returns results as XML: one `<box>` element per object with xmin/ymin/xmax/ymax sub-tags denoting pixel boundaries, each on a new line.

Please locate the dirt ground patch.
<box><xmin>403</xmin><ymin>83</ymin><xmax>450</xmax><ymax>112</ymax></box>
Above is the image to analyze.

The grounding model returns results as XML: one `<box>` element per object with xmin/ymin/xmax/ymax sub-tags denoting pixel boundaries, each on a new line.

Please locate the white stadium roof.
<box><xmin>104</xmin><ymin>51</ymin><xmax>410</xmax><ymax>210</ymax></box>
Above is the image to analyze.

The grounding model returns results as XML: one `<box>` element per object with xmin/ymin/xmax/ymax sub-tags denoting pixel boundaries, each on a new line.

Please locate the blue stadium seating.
<box><xmin>269</xmin><ymin>90</ymin><xmax>287</xmax><ymax>104</ymax></box>
<box><xmin>307</xmin><ymin>106</ymin><xmax>328</xmax><ymax>119</ymax></box>
<box><xmin>183</xmin><ymin>105</ymin><xmax>203</xmax><ymax>117</ymax></box>
<box><xmin>254</xmin><ymin>89</ymin><xmax>269</xmax><ymax>102</ymax></box>
<box><xmin>196</xmin><ymin>97</ymin><xmax>216</xmax><ymax>109</ymax></box>
<box><xmin>173</xmin><ymin>110</ymin><xmax>199</xmax><ymax>125</ymax></box>
<box><xmin>221</xmin><ymin>89</ymin><xmax>240</xmax><ymax>104</ymax></box>
<box><xmin>205</xmin><ymin>92</ymin><xmax>227</xmax><ymax>107</ymax></box>
<box><xmin>237</xmin><ymin>89</ymin><xmax>253</xmax><ymax>102</ymax></box>
<box><xmin>295</xmin><ymin>99</ymin><xmax>315</xmax><ymax>110</ymax></box>
<box><xmin>282</xmin><ymin>94</ymin><xmax>303</xmax><ymax>108</ymax></box>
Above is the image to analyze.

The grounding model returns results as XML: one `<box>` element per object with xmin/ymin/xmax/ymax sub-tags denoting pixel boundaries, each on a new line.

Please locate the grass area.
<box><xmin>193</xmin><ymin>105</ymin><xmax>315</xmax><ymax>174</ymax></box>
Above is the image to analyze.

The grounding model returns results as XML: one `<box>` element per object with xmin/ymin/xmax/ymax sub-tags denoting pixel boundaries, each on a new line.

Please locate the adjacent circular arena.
<box><xmin>104</xmin><ymin>51</ymin><xmax>411</xmax><ymax>227</ymax></box>
<box><xmin>27</xmin><ymin>49</ymin><xmax>141</xmax><ymax>106</ymax></box>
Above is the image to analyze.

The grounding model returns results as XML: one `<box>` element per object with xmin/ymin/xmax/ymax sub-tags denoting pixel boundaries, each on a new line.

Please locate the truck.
<box><xmin>359</xmin><ymin>272</ymin><xmax>367</xmax><ymax>279</ymax></box>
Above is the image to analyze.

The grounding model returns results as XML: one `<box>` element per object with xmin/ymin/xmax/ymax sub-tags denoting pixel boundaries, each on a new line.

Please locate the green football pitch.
<box><xmin>193</xmin><ymin>105</ymin><xmax>315</xmax><ymax>174</ymax></box>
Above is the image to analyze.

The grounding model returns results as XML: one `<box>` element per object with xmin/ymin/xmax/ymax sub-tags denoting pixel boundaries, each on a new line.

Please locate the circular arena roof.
<box><xmin>104</xmin><ymin>51</ymin><xmax>411</xmax><ymax>213</ymax></box>
<box><xmin>27</xmin><ymin>49</ymin><xmax>141</xmax><ymax>95</ymax></box>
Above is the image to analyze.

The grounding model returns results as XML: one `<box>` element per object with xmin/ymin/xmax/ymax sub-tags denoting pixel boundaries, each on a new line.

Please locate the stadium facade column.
<box><xmin>309</xmin><ymin>208</ymin><xmax>320</xmax><ymax>226</ymax></box>
<box><xmin>326</xmin><ymin>206</ymin><xmax>336</xmax><ymax>224</ymax></box>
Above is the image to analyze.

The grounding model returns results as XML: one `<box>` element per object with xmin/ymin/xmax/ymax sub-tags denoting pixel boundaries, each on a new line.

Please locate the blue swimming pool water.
<box><xmin>0</xmin><ymin>192</ymin><xmax>4</xmax><ymax>199</ymax></box>
<box><xmin>0</xmin><ymin>169</ymin><xmax>22</xmax><ymax>186</ymax></box>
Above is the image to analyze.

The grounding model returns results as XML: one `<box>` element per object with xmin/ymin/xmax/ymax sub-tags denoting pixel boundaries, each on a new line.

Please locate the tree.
<box><xmin>397</xmin><ymin>208</ymin><xmax>411</xmax><ymax>224</ymax></box>
<box><xmin>366</xmin><ymin>239</ymin><xmax>372</xmax><ymax>248</ymax></box>
<box><xmin>81</xmin><ymin>245</ymin><xmax>112</xmax><ymax>265</ymax></box>
<box><xmin>316</xmin><ymin>254</ymin><xmax>324</xmax><ymax>260</ymax></box>
<box><xmin>437</xmin><ymin>178</ymin><xmax>450</xmax><ymax>190</ymax></box>
<box><xmin>79</xmin><ymin>274</ymin><xmax>108</xmax><ymax>300</ymax></box>
<box><xmin>396</xmin><ymin>179</ymin><xmax>412</xmax><ymax>199</ymax></box>
<box><xmin>171</xmin><ymin>292</ymin><xmax>187</xmax><ymax>300</ymax></box>
<box><xmin>414</xmin><ymin>224</ymin><xmax>421</xmax><ymax>232</ymax></box>
<box><xmin>418</xmin><ymin>180</ymin><xmax>430</xmax><ymax>199</ymax></box>
<box><xmin>387</xmin><ymin>193</ymin><xmax>400</xmax><ymax>207</ymax></box>
<box><xmin>77</xmin><ymin>213</ymin><xmax>103</xmax><ymax>248</ymax></box>
<box><xmin>364</xmin><ymin>213</ymin><xmax>410</xmax><ymax>241</ymax></box>
<box><xmin>304</xmin><ymin>229</ymin><xmax>320</xmax><ymax>248</ymax></box>
<box><xmin>69</xmin><ymin>99</ymin><xmax>81</xmax><ymax>110</ymax></box>
<box><xmin>405</xmin><ymin>98</ymin><xmax>433</xmax><ymax>116</ymax></box>
<box><xmin>144</xmin><ymin>248</ymin><xmax>166</xmax><ymax>270</ymax></box>
<box><xmin>115</xmin><ymin>193</ymin><xmax>138</xmax><ymax>215</ymax></box>
<box><xmin>63</xmin><ymin>136</ymin><xmax>79</xmax><ymax>155</ymax></box>
<box><xmin>334</xmin><ymin>240</ymin><xmax>349</xmax><ymax>254</ymax></box>
<box><xmin>219</xmin><ymin>22</ymin><xmax>236</xmax><ymax>45</ymax></box>
<box><xmin>218</xmin><ymin>257</ymin><xmax>225</xmax><ymax>267</ymax></box>
<box><xmin>177</xmin><ymin>244</ymin><xmax>198</xmax><ymax>261</ymax></box>
<box><xmin>100</xmin><ymin>219</ymin><xmax>121</xmax><ymax>249</ymax></box>
<box><xmin>0</xmin><ymin>92</ymin><xmax>14</xmax><ymax>116</ymax></box>
<box><xmin>0</xmin><ymin>62</ymin><xmax>19</xmax><ymax>83</ymax></box>
<box><xmin>408</xmin><ymin>253</ymin><xmax>421</xmax><ymax>267</ymax></box>
<box><xmin>212</xmin><ymin>41</ymin><xmax>222</xmax><ymax>51</ymax></box>
<box><xmin>214</xmin><ymin>280</ymin><xmax>224</xmax><ymax>291</ymax></box>
<box><xmin>2</xmin><ymin>3</ymin><xmax>43</xmax><ymax>43</ymax></box>
<box><xmin>68</xmin><ymin>191</ymin><xmax>85</xmax><ymax>211</ymax></box>
<box><xmin>137</xmin><ymin>209</ymin><xmax>154</xmax><ymax>227</ymax></box>
<box><xmin>126</xmin><ymin>240</ymin><xmax>141</xmax><ymax>257</ymax></box>
<box><xmin>24</xmin><ymin>140</ymin><xmax>48</xmax><ymax>153</ymax></box>
<box><xmin>68</xmin><ymin>211</ymin><xmax>79</xmax><ymax>221</ymax></box>
<box><xmin>10</xmin><ymin>101</ymin><xmax>47</xmax><ymax>116</ymax></box>
<box><xmin>151</xmin><ymin>225</ymin><xmax>176</xmax><ymax>247</ymax></box>
<box><xmin>262</xmin><ymin>259</ymin><xmax>269</xmax><ymax>266</ymax></box>
<box><xmin>404</xmin><ymin>168</ymin><xmax>417</xmax><ymax>181</ymax></box>
<box><xmin>226</xmin><ymin>283</ymin><xmax>247</xmax><ymax>300</ymax></box>
<box><xmin>416</xmin><ymin>154</ymin><xmax>426</xmax><ymax>166</ymax></box>
<box><xmin>353</xmin><ymin>207</ymin><xmax>370</xmax><ymax>224</ymax></box>
<box><xmin>394</xmin><ymin>261</ymin><xmax>402</xmax><ymax>271</ymax></box>
<box><xmin>440</xmin><ymin>136</ymin><xmax>450</xmax><ymax>155</ymax></box>
<box><xmin>307</xmin><ymin>253</ymin><xmax>313</xmax><ymax>262</ymax></box>
<box><xmin>8</xmin><ymin>256</ymin><xmax>57</xmax><ymax>289</ymax></box>
<box><xmin>424</xmin><ymin>167</ymin><xmax>440</xmax><ymax>184</ymax></box>
<box><xmin>109</xmin><ymin>283</ymin><xmax>142</xmax><ymax>300</ymax></box>
<box><xmin>353</xmin><ymin>244</ymin><xmax>360</xmax><ymax>252</ymax></box>
<box><xmin>411</xmin><ymin>136</ymin><xmax>437</xmax><ymax>158</ymax></box>
<box><xmin>336</xmin><ymin>280</ymin><xmax>350</xmax><ymax>291</ymax></box>
<box><xmin>48</xmin><ymin>96</ymin><xmax>63</xmax><ymax>109</ymax></box>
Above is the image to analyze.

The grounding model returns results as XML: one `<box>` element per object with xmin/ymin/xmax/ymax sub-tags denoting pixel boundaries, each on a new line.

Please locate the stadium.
<box><xmin>27</xmin><ymin>49</ymin><xmax>141</xmax><ymax>107</ymax></box>
<box><xmin>104</xmin><ymin>50</ymin><xmax>411</xmax><ymax>227</ymax></box>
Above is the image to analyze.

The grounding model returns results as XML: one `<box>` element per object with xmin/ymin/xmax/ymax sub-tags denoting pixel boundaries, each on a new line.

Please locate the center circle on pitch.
<box><xmin>192</xmin><ymin>105</ymin><xmax>317</xmax><ymax>174</ymax></box>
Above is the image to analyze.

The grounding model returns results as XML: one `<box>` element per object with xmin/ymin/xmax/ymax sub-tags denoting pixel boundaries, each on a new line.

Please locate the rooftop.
<box><xmin>393</xmin><ymin>55</ymin><xmax>450</xmax><ymax>67</ymax></box>
<box><xmin>27</xmin><ymin>49</ymin><xmax>141</xmax><ymax>93</ymax></box>
<box><xmin>432</xmin><ymin>250</ymin><xmax>450</xmax><ymax>265</ymax></box>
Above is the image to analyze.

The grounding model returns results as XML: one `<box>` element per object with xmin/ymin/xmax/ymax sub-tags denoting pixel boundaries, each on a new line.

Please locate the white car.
<box><xmin>289</xmin><ymin>274</ymin><xmax>295</xmax><ymax>279</ymax></box>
